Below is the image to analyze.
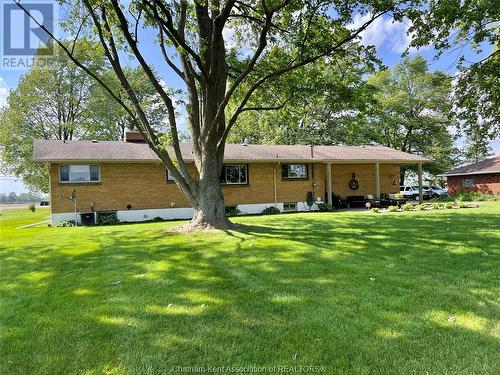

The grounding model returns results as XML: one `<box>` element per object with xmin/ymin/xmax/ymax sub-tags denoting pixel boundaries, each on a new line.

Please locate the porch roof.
<box><xmin>33</xmin><ymin>140</ymin><xmax>429</xmax><ymax>164</ymax></box>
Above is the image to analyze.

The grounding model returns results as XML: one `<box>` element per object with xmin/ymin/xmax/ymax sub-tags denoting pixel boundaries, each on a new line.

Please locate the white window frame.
<box><xmin>59</xmin><ymin>164</ymin><xmax>100</xmax><ymax>183</ymax></box>
<box><xmin>283</xmin><ymin>202</ymin><xmax>297</xmax><ymax>212</ymax></box>
<box><xmin>221</xmin><ymin>165</ymin><xmax>248</xmax><ymax>185</ymax></box>
<box><xmin>282</xmin><ymin>164</ymin><xmax>308</xmax><ymax>179</ymax></box>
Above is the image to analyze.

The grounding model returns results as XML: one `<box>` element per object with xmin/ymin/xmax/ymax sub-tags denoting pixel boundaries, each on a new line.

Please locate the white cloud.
<box><xmin>350</xmin><ymin>13</ymin><xmax>421</xmax><ymax>54</ymax></box>
<box><xmin>0</xmin><ymin>77</ymin><xmax>9</xmax><ymax>108</ymax></box>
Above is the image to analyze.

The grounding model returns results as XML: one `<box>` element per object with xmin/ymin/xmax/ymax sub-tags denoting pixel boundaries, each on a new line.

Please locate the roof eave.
<box><xmin>443</xmin><ymin>170</ymin><xmax>500</xmax><ymax>177</ymax></box>
<box><xmin>34</xmin><ymin>157</ymin><xmax>430</xmax><ymax>164</ymax></box>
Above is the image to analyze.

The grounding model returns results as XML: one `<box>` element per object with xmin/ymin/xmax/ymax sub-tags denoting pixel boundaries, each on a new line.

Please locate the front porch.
<box><xmin>323</xmin><ymin>161</ymin><xmax>425</xmax><ymax>206</ymax></box>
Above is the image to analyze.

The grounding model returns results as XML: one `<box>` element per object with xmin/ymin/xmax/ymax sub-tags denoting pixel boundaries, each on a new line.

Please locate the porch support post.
<box><xmin>326</xmin><ymin>163</ymin><xmax>332</xmax><ymax>204</ymax></box>
<box><xmin>374</xmin><ymin>162</ymin><xmax>381</xmax><ymax>199</ymax></box>
<box><xmin>418</xmin><ymin>162</ymin><xmax>423</xmax><ymax>202</ymax></box>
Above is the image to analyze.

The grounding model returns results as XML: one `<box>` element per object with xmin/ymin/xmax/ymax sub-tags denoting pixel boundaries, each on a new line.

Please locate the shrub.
<box><xmin>98</xmin><ymin>212</ymin><xmax>119</xmax><ymax>225</ymax></box>
<box><xmin>394</xmin><ymin>193</ymin><xmax>404</xmax><ymax>200</ymax></box>
<box><xmin>261</xmin><ymin>206</ymin><xmax>280</xmax><ymax>215</ymax></box>
<box><xmin>57</xmin><ymin>220</ymin><xmax>75</xmax><ymax>227</ymax></box>
<box><xmin>414</xmin><ymin>204</ymin><xmax>425</xmax><ymax>210</ymax></box>
<box><xmin>402</xmin><ymin>203</ymin><xmax>413</xmax><ymax>211</ymax></box>
<box><xmin>445</xmin><ymin>202</ymin><xmax>454</xmax><ymax>209</ymax></box>
<box><xmin>226</xmin><ymin>207</ymin><xmax>241</xmax><ymax>217</ymax></box>
<box><xmin>152</xmin><ymin>216</ymin><xmax>164</xmax><ymax>222</ymax></box>
<box><xmin>28</xmin><ymin>203</ymin><xmax>36</xmax><ymax>212</ymax></box>
<box><xmin>457</xmin><ymin>201</ymin><xmax>467</xmax><ymax>208</ymax></box>
<box><xmin>388</xmin><ymin>205</ymin><xmax>399</xmax><ymax>212</ymax></box>
<box><xmin>317</xmin><ymin>202</ymin><xmax>334</xmax><ymax>212</ymax></box>
<box><xmin>450</xmin><ymin>192</ymin><xmax>499</xmax><ymax>202</ymax></box>
<box><xmin>371</xmin><ymin>208</ymin><xmax>380</xmax><ymax>213</ymax></box>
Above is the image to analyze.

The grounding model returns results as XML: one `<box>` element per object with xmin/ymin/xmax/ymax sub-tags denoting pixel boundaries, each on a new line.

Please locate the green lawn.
<box><xmin>1</xmin><ymin>204</ymin><xmax>499</xmax><ymax>374</ymax></box>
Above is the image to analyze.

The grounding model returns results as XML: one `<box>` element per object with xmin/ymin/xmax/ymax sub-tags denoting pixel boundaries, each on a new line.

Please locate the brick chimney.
<box><xmin>124</xmin><ymin>131</ymin><xmax>145</xmax><ymax>143</ymax></box>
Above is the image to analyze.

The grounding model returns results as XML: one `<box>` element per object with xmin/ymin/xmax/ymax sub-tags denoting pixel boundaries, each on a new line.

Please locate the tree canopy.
<box><xmin>228</xmin><ymin>49</ymin><xmax>379</xmax><ymax>145</ymax></box>
<box><xmin>409</xmin><ymin>0</ymin><xmax>499</xmax><ymax>142</ymax></box>
<box><xmin>366</xmin><ymin>56</ymin><xmax>458</xmax><ymax>183</ymax></box>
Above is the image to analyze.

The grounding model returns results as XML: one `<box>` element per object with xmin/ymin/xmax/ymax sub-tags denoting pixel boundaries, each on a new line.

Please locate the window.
<box><xmin>221</xmin><ymin>165</ymin><xmax>248</xmax><ymax>185</ymax></box>
<box><xmin>281</xmin><ymin>164</ymin><xmax>308</xmax><ymax>179</ymax></box>
<box><xmin>463</xmin><ymin>178</ymin><xmax>474</xmax><ymax>187</ymax></box>
<box><xmin>166</xmin><ymin>169</ymin><xmax>175</xmax><ymax>183</ymax></box>
<box><xmin>60</xmin><ymin>165</ymin><xmax>99</xmax><ymax>183</ymax></box>
<box><xmin>283</xmin><ymin>202</ymin><xmax>297</xmax><ymax>212</ymax></box>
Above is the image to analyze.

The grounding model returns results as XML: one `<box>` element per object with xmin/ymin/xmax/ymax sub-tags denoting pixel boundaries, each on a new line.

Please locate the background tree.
<box><xmin>463</xmin><ymin>126</ymin><xmax>493</xmax><ymax>163</ymax></box>
<box><xmin>228</xmin><ymin>49</ymin><xmax>379</xmax><ymax>145</ymax></box>
<box><xmin>0</xmin><ymin>42</ymin><xmax>163</xmax><ymax>192</ymax></box>
<box><xmin>365</xmin><ymin>56</ymin><xmax>458</xmax><ymax>184</ymax></box>
<box><xmin>0</xmin><ymin>192</ymin><xmax>44</xmax><ymax>204</ymax></box>
<box><xmin>86</xmin><ymin>68</ymin><xmax>171</xmax><ymax>139</ymax></box>
<box><xmin>409</xmin><ymin>1</ymin><xmax>499</xmax><ymax>142</ymax></box>
<box><xmin>18</xmin><ymin>0</ymin><xmax>415</xmax><ymax>230</ymax></box>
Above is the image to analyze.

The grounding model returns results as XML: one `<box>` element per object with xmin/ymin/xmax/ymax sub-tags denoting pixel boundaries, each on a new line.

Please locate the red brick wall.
<box><xmin>447</xmin><ymin>173</ymin><xmax>500</xmax><ymax>195</ymax></box>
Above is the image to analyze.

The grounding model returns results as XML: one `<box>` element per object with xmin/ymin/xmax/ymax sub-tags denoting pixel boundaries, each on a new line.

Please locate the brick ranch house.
<box><xmin>33</xmin><ymin>133</ymin><xmax>429</xmax><ymax>224</ymax></box>
<box><xmin>443</xmin><ymin>156</ymin><xmax>500</xmax><ymax>196</ymax></box>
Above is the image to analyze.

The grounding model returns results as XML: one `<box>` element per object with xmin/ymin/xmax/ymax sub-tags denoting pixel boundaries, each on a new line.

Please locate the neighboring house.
<box><xmin>33</xmin><ymin>132</ymin><xmax>428</xmax><ymax>224</ymax></box>
<box><xmin>443</xmin><ymin>156</ymin><xmax>500</xmax><ymax>196</ymax></box>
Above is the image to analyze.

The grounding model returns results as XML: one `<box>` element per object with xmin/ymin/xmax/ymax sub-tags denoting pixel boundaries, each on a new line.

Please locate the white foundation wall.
<box><xmin>50</xmin><ymin>201</ymin><xmax>321</xmax><ymax>224</ymax></box>
<box><xmin>117</xmin><ymin>207</ymin><xmax>194</xmax><ymax>222</ymax></box>
<box><xmin>52</xmin><ymin>212</ymin><xmax>82</xmax><ymax>224</ymax></box>
<box><xmin>236</xmin><ymin>203</ymin><xmax>283</xmax><ymax>214</ymax></box>
<box><xmin>297</xmin><ymin>202</ymin><xmax>321</xmax><ymax>212</ymax></box>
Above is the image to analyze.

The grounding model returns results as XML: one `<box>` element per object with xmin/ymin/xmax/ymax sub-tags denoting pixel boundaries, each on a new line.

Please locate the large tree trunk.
<box><xmin>175</xmin><ymin>146</ymin><xmax>233</xmax><ymax>232</ymax></box>
<box><xmin>174</xmin><ymin>13</ymin><xmax>231</xmax><ymax>231</ymax></box>
<box><xmin>190</xmin><ymin>180</ymin><xmax>232</xmax><ymax>230</ymax></box>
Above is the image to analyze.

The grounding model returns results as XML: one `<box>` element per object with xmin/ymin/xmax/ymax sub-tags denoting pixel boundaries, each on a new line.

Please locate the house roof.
<box><xmin>443</xmin><ymin>156</ymin><xmax>500</xmax><ymax>176</ymax></box>
<box><xmin>33</xmin><ymin>140</ymin><xmax>429</xmax><ymax>164</ymax></box>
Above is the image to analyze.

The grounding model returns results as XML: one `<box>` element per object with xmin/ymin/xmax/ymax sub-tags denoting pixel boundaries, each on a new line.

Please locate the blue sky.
<box><xmin>0</xmin><ymin>11</ymin><xmax>498</xmax><ymax>193</ymax></box>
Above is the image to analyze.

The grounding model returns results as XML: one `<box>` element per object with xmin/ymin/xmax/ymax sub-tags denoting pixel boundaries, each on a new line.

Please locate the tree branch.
<box><xmin>109</xmin><ymin>0</ymin><xmax>192</xmax><ymax>185</ymax></box>
<box><xmin>157</xmin><ymin>25</ymin><xmax>186</xmax><ymax>81</ymax></box>
<box><xmin>78</xmin><ymin>0</ymin><xmax>194</xmax><ymax>197</ymax></box>
<box><xmin>219</xmin><ymin>11</ymin><xmax>388</xmax><ymax>147</ymax></box>
<box><xmin>143</xmin><ymin>0</ymin><xmax>208</xmax><ymax>79</ymax></box>
<box><xmin>239</xmin><ymin>91</ymin><xmax>295</xmax><ymax>113</ymax></box>
<box><xmin>207</xmin><ymin>0</ymin><xmax>291</xmax><ymax>139</ymax></box>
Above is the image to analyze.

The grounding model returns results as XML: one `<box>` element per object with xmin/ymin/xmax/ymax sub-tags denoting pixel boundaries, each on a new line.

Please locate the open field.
<box><xmin>0</xmin><ymin>204</ymin><xmax>499</xmax><ymax>374</ymax></box>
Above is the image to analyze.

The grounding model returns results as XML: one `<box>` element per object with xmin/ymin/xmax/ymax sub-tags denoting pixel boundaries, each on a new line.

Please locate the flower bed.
<box><xmin>370</xmin><ymin>201</ymin><xmax>479</xmax><ymax>213</ymax></box>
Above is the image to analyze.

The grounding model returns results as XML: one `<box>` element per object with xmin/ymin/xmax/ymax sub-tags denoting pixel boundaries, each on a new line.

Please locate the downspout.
<box><xmin>310</xmin><ymin>145</ymin><xmax>315</xmax><ymax>197</ymax></box>
<box><xmin>48</xmin><ymin>163</ymin><xmax>52</xmax><ymax>224</ymax></box>
<box><xmin>311</xmin><ymin>163</ymin><xmax>316</xmax><ymax>197</ymax></box>
<box><xmin>273</xmin><ymin>165</ymin><xmax>278</xmax><ymax>206</ymax></box>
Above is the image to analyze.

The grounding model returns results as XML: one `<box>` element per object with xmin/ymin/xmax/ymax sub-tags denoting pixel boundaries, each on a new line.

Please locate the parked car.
<box><xmin>400</xmin><ymin>186</ymin><xmax>433</xmax><ymax>200</ymax></box>
<box><xmin>425</xmin><ymin>185</ymin><xmax>448</xmax><ymax>197</ymax></box>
